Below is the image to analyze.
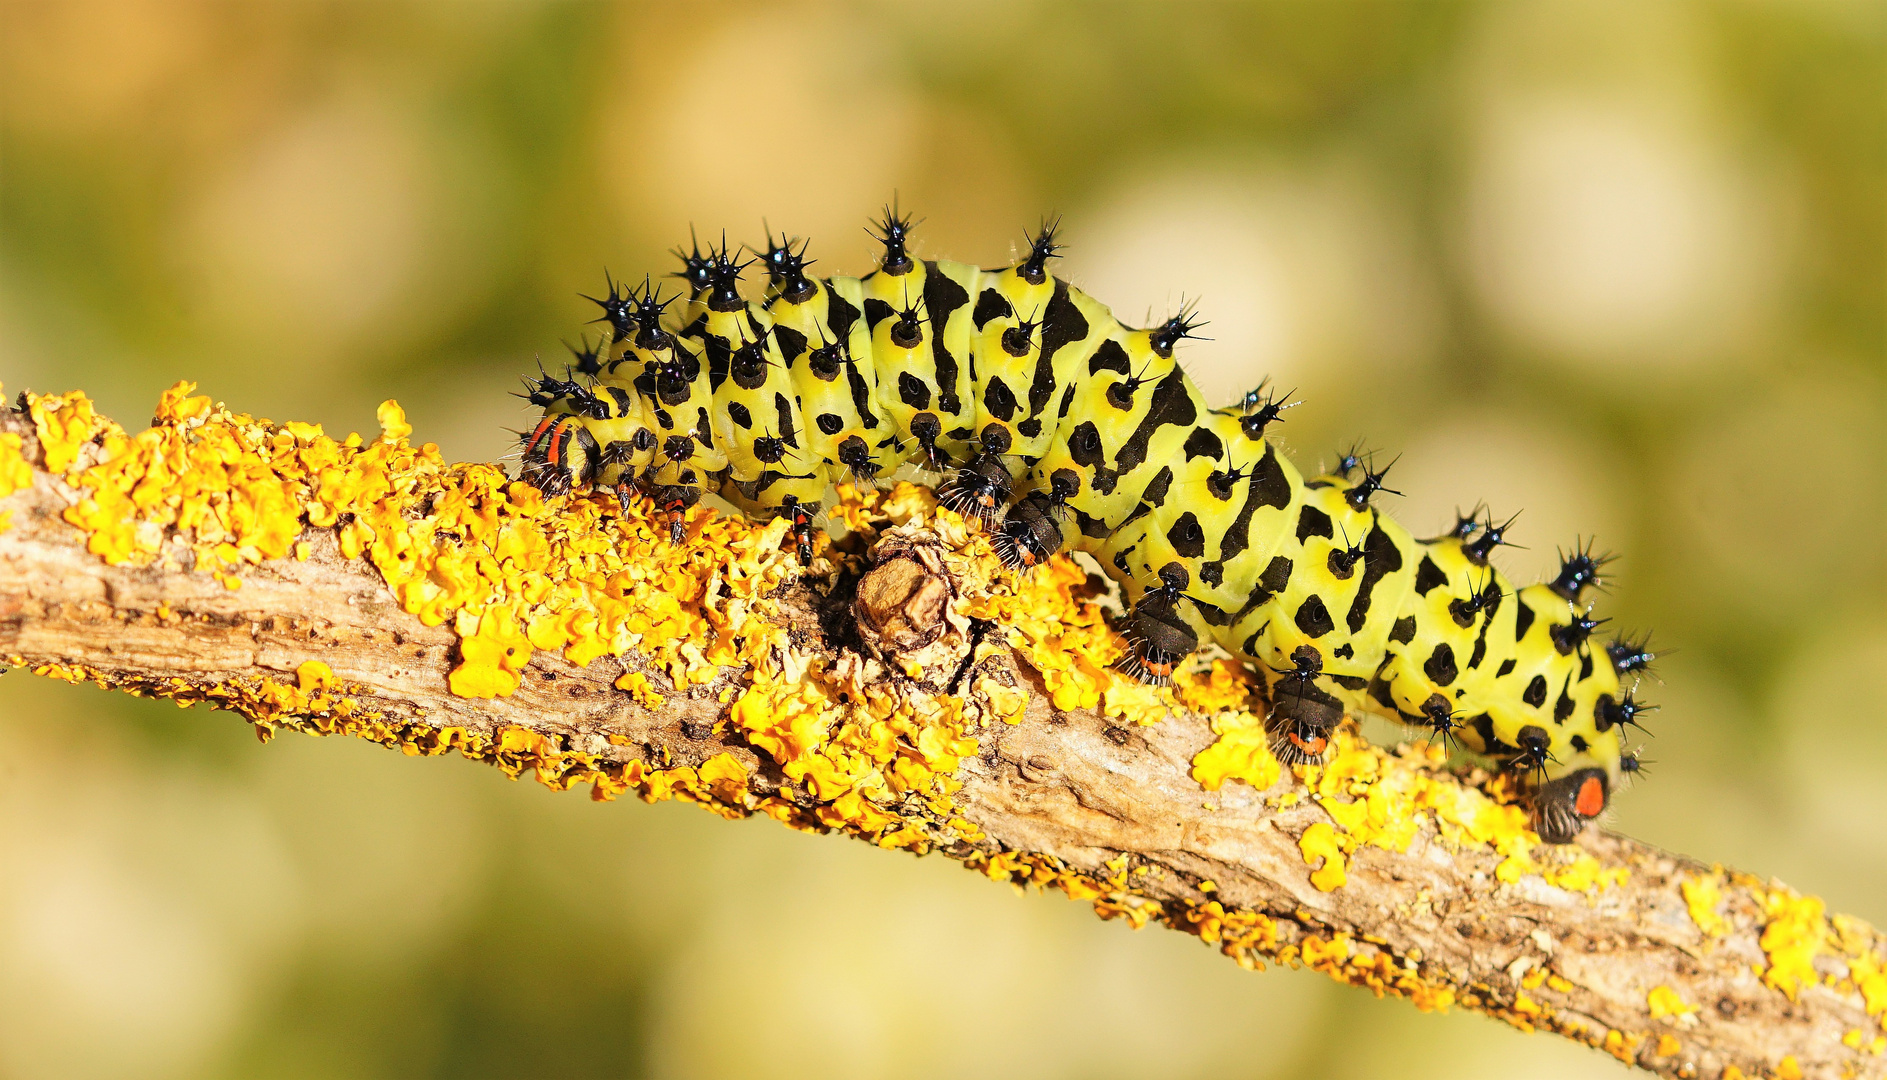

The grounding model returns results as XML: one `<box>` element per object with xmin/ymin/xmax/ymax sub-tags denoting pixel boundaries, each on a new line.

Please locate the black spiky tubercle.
<box><xmin>1343</xmin><ymin>454</ymin><xmax>1402</xmax><ymax>512</ymax></box>
<box><xmin>1596</xmin><ymin>691</ymin><xmax>1655</xmax><ymax>735</ymax></box>
<box><xmin>1147</xmin><ymin>301</ymin><xmax>1207</xmax><ymax>359</ymax></box>
<box><xmin>1236</xmin><ymin>379</ymin><xmax>1299</xmax><ymax>438</ymax></box>
<box><xmin>1018</xmin><ymin>217</ymin><xmax>1063</xmax><ymax>285</ymax></box>
<box><xmin>566</xmin><ymin>337</ymin><xmax>605</xmax><ymax>378</ymax></box>
<box><xmin>1550</xmin><ymin>608</ymin><xmax>1607</xmax><ymax>656</ymax></box>
<box><xmin>1549</xmin><ymin>539</ymin><xmax>1615</xmax><ymax>600</ymax></box>
<box><xmin>758</xmin><ymin>230</ymin><xmax>816</xmax><ymax>303</ymax></box>
<box><xmin>1606</xmin><ymin>633</ymin><xmax>1658</xmax><ymax>677</ymax></box>
<box><xmin>1462</xmin><ymin>509</ymin><xmax>1522</xmax><ymax>565</ymax></box>
<box><xmin>869</xmin><ymin>203</ymin><xmax>917</xmax><ymax>276</ymax></box>
<box><xmin>628</xmin><ymin>278</ymin><xmax>677</xmax><ymax>350</ymax></box>
<box><xmin>672</xmin><ymin>230</ymin><xmax>714</xmax><ymax>298</ymax></box>
<box><xmin>703</xmin><ymin>238</ymin><xmax>751</xmax><ymax>313</ymax></box>
<box><xmin>581</xmin><ymin>271</ymin><xmax>636</xmax><ymax>344</ymax></box>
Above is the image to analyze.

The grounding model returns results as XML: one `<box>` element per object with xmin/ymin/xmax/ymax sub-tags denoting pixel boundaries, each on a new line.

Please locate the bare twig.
<box><xmin>0</xmin><ymin>391</ymin><xmax>1881</xmax><ymax>1080</ymax></box>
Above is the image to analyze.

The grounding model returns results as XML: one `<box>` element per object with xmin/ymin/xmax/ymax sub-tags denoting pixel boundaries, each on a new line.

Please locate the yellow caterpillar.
<box><xmin>518</xmin><ymin>210</ymin><xmax>1657</xmax><ymax>842</ymax></box>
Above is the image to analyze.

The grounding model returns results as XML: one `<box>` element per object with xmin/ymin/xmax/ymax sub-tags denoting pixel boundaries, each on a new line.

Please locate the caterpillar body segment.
<box><xmin>517</xmin><ymin>213</ymin><xmax>1651</xmax><ymax>842</ymax></box>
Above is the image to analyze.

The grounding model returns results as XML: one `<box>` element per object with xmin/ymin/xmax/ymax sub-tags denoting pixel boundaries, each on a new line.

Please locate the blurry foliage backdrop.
<box><xmin>0</xmin><ymin>2</ymin><xmax>1882</xmax><ymax>1079</ymax></box>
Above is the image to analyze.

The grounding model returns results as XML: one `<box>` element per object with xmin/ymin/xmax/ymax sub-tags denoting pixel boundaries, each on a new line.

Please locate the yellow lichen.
<box><xmin>296</xmin><ymin>660</ymin><xmax>335</xmax><ymax>692</ymax></box>
<box><xmin>1775</xmin><ymin>1055</ymin><xmax>1802</xmax><ymax>1080</ymax></box>
<box><xmin>1755</xmin><ymin>885</ymin><xmax>1829</xmax><ymax>1001</ymax></box>
<box><xmin>1648</xmin><ymin>984</ymin><xmax>1698</xmax><ymax>1022</ymax></box>
<box><xmin>1299</xmin><ymin>821</ymin><xmax>1348</xmax><ymax>891</ymax></box>
<box><xmin>1190</xmin><ymin>711</ymin><xmax>1281</xmax><ymax>792</ymax></box>
<box><xmin>1683</xmin><ymin>871</ymin><xmax>1731</xmax><ymax>938</ymax></box>
<box><xmin>1543</xmin><ymin>852</ymin><xmax>1630</xmax><ymax>893</ymax></box>
<box><xmin>0</xmin><ymin>432</ymin><xmax>32</xmax><ymax>500</ymax></box>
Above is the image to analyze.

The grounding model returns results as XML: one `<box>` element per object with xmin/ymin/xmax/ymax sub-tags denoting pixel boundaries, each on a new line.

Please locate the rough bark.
<box><xmin>0</xmin><ymin>399</ymin><xmax>1880</xmax><ymax>1080</ymax></box>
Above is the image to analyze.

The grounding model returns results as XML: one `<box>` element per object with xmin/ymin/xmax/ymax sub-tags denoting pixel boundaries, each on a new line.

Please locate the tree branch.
<box><xmin>0</xmin><ymin>386</ymin><xmax>1881</xmax><ymax>1080</ymax></box>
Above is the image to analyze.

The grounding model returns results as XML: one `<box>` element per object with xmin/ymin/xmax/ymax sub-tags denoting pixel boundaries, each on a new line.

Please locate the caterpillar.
<box><xmin>516</xmin><ymin>208</ymin><xmax>1658</xmax><ymax>843</ymax></box>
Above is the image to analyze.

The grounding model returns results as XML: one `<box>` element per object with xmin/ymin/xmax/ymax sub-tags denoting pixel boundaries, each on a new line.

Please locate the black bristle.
<box><xmin>1333</xmin><ymin>442</ymin><xmax>1366</xmax><ymax>478</ymax></box>
<box><xmin>1447</xmin><ymin>571</ymin><xmax>1505</xmax><ymax>627</ymax></box>
<box><xmin>1419</xmin><ymin>694</ymin><xmax>1467</xmax><ymax>754</ymax></box>
<box><xmin>527</xmin><ymin>372</ymin><xmax>579</xmax><ymax>408</ymax></box>
<box><xmin>1430</xmin><ymin>504</ymin><xmax>1486</xmax><ymax>543</ymax></box>
<box><xmin>1001</xmin><ymin>315</ymin><xmax>1039</xmax><ymax>357</ymax></box>
<box><xmin>1019</xmin><ymin>216</ymin><xmax>1063</xmax><ymax>285</ymax></box>
<box><xmin>1509</xmin><ymin>725</ymin><xmax>1557</xmax><ymax>784</ymax></box>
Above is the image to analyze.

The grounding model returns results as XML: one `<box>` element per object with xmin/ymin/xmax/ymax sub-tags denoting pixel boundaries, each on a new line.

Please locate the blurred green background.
<box><xmin>1</xmin><ymin>2</ymin><xmax>1882</xmax><ymax>1078</ymax></box>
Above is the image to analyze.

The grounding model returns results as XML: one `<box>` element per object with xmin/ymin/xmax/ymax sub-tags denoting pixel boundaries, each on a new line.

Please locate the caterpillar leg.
<box><xmin>1117</xmin><ymin>564</ymin><xmax>1201</xmax><ymax>686</ymax></box>
<box><xmin>993</xmin><ymin>491</ymin><xmax>1067</xmax><ymax>570</ymax></box>
<box><xmin>651</xmin><ymin>482</ymin><xmax>701</xmax><ymax>546</ymax></box>
<box><xmin>1265</xmin><ymin>644</ymin><xmax>1345</xmax><ymax>766</ymax></box>
<box><xmin>993</xmin><ymin>469</ymin><xmax>1080</xmax><ymax>571</ymax></box>
<box><xmin>1530</xmin><ymin>767</ymin><xmax>1609</xmax><ymax>843</ymax></box>
<box><xmin>784</xmin><ymin>495</ymin><xmax>818</xmax><ymax>566</ymax></box>
<box><xmin>938</xmin><ymin>452</ymin><xmax>1014</xmax><ymax>525</ymax></box>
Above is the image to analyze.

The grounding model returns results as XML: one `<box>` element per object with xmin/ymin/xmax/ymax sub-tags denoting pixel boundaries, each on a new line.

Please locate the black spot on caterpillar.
<box><xmin>516</xmin><ymin>209</ymin><xmax>1656</xmax><ymax>842</ymax></box>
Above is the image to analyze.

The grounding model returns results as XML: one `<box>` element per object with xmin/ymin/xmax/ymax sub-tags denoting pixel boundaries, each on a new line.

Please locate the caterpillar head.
<box><xmin>1531</xmin><ymin>767</ymin><xmax>1610</xmax><ymax>843</ymax></box>
<box><xmin>519</xmin><ymin>416</ymin><xmax>600</xmax><ymax>497</ymax></box>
